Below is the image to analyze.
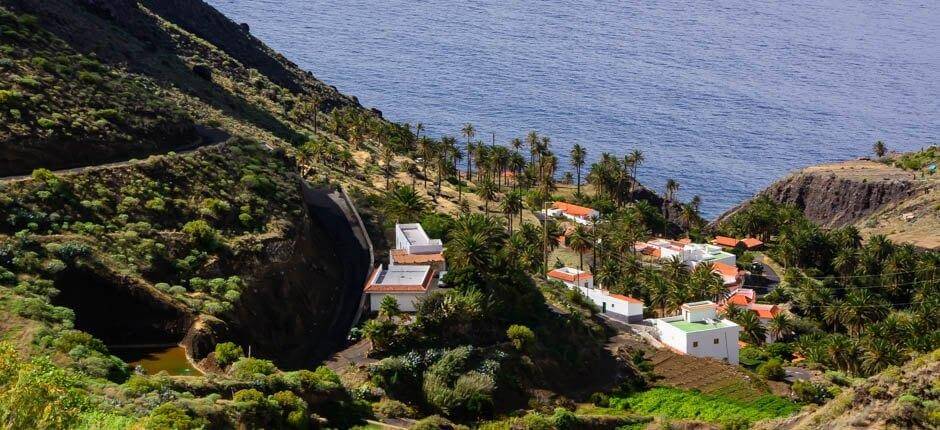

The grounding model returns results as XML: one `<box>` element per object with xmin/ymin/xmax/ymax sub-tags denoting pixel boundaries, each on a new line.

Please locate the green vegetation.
<box><xmin>721</xmin><ymin>197</ymin><xmax>938</xmax><ymax>375</ymax></box>
<box><xmin>887</xmin><ymin>145</ymin><xmax>938</xmax><ymax>172</ymax></box>
<box><xmin>609</xmin><ymin>387</ymin><xmax>799</xmax><ymax>426</ymax></box>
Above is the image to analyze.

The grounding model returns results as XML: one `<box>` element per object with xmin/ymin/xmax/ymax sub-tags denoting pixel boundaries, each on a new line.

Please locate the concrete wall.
<box><xmin>369</xmin><ymin>292</ymin><xmax>424</xmax><ymax>313</ymax></box>
<box><xmin>577</xmin><ymin>286</ymin><xmax>643</xmax><ymax>322</ymax></box>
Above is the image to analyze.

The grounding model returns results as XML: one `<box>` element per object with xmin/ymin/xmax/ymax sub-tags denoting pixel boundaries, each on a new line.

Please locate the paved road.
<box><xmin>0</xmin><ymin>126</ymin><xmax>231</xmax><ymax>182</ymax></box>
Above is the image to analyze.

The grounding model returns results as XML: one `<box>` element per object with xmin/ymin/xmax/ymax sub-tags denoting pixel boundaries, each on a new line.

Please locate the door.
<box><xmin>602</xmin><ymin>302</ymin><xmax>606</xmax><ymax>313</ymax></box>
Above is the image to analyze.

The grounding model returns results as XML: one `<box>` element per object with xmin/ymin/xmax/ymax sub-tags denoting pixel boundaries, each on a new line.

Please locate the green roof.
<box><xmin>668</xmin><ymin>319</ymin><xmax>733</xmax><ymax>333</ymax></box>
<box><xmin>701</xmin><ymin>251</ymin><xmax>735</xmax><ymax>262</ymax></box>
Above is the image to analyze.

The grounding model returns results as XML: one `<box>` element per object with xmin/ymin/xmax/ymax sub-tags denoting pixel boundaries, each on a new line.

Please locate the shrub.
<box><xmin>757</xmin><ymin>358</ymin><xmax>786</xmax><ymax>381</ymax></box>
<box><xmin>551</xmin><ymin>407</ymin><xmax>579</xmax><ymax>430</ymax></box>
<box><xmin>791</xmin><ymin>380</ymin><xmax>833</xmax><ymax>405</ymax></box>
<box><xmin>0</xmin><ymin>89</ymin><xmax>22</xmax><ymax>106</ymax></box>
<box><xmin>506</xmin><ymin>324</ymin><xmax>535</xmax><ymax>351</ymax></box>
<box><xmin>145</xmin><ymin>197</ymin><xmax>166</xmax><ymax>212</ymax></box>
<box><xmin>411</xmin><ymin>415</ymin><xmax>467</xmax><ymax>430</ymax></box>
<box><xmin>589</xmin><ymin>392</ymin><xmax>610</xmax><ymax>407</ymax></box>
<box><xmin>214</xmin><ymin>342</ymin><xmax>244</xmax><ymax>367</ymax></box>
<box><xmin>230</xmin><ymin>357</ymin><xmax>277</xmax><ymax>380</ymax></box>
<box><xmin>139</xmin><ymin>403</ymin><xmax>207</xmax><ymax>430</ymax></box>
<box><xmin>373</xmin><ymin>399</ymin><xmax>417</xmax><ymax>418</ymax></box>
<box><xmin>181</xmin><ymin>220</ymin><xmax>220</xmax><ymax>250</ymax></box>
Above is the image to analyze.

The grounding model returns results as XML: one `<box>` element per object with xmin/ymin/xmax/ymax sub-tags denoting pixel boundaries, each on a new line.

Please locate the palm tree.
<box><xmin>861</xmin><ymin>337</ymin><xmax>904</xmax><ymax>375</ymax></box>
<box><xmin>414</xmin><ymin>122</ymin><xmax>425</xmax><ymax>143</ymax></box>
<box><xmin>767</xmin><ymin>312</ymin><xmax>793</xmax><ymax>342</ymax></box>
<box><xmin>446</xmin><ymin>213</ymin><xmax>506</xmax><ymax>272</ymax></box>
<box><xmin>873</xmin><ymin>140</ymin><xmax>887</xmax><ymax>158</ymax></box>
<box><xmin>461</xmin><ymin>123</ymin><xmax>476</xmax><ymax>180</ymax></box>
<box><xmin>570</xmin><ymin>144</ymin><xmax>586</xmax><ymax>197</ymax></box>
<box><xmin>567</xmin><ymin>225</ymin><xmax>593</xmax><ymax>271</ymax></box>
<box><xmin>337</xmin><ymin>149</ymin><xmax>355</xmax><ymax>174</ymax></box>
<box><xmin>526</xmin><ymin>131</ymin><xmax>540</xmax><ymax>165</ymax></box>
<box><xmin>736</xmin><ymin>310</ymin><xmax>767</xmax><ymax>345</ymax></box>
<box><xmin>383</xmin><ymin>185</ymin><xmax>427</xmax><ymax>223</ymax></box>
<box><xmin>476</xmin><ymin>179</ymin><xmax>498</xmax><ymax>214</ymax></box>
<box><xmin>628</xmin><ymin>149</ymin><xmax>644</xmax><ymax>199</ymax></box>
<box><xmin>501</xmin><ymin>190</ymin><xmax>524</xmax><ymax>233</ymax></box>
<box><xmin>417</xmin><ymin>137</ymin><xmax>435</xmax><ymax>189</ymax></box>
<box><xmin>381</xmin><ymin>144</ymin><xmax>395</xmax><ymax>189</ymax></box>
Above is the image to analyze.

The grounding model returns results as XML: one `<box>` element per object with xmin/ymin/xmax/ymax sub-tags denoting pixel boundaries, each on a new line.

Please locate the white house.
<box><xmin>649</xmin><ymin>301</ymin><xmax>741</xmax><ymax>365</ymax></box>
<box><xmin>391</xmin><ymin>223</ymin><xmax>446</xmax><ymax>277</ymax></box>
<box><xmin>547</xmin><ymin>202</ymin><xmax>600</xmax><ymax>225</ymax></box>
<box><xmin>547</xmin><ymin>267</ymin><xmax>644</xmax><ymax>323</ymax></box>
<box><xmin>638</xmin><ymin>239</ymin><xmax>737</xmax><ymax>267</ymax></box>
<box><xmin>365</xmin><ymin>264</ymin><xmax>437</xmax><ymax>312</ymax></box>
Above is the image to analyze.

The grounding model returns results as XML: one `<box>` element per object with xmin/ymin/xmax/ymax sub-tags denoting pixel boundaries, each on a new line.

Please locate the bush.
<box><xmin>214</xmin><ymin>342</ymin><xmax>244</xmax><ymax>367</ymax></box>
<box><xmin>373</xmin><ymin>399</ymin><xmax>417</xmax><ymax>418</ymax></box>
<box><xmin>552</xmin><ymin>407</ymin><xmax>579</xmax><ymax>430</ymax></box>
<box><xmin>757</xmin><ymin>358</ymin><xmax>786</xmax><ymax>381</ymax></box>
<box><xmin>230</xmin><ymin>357</ymin><xmax>277</xmax><ymax>380</ymax></box>
<box><xmin>181</xmin><ymin>220</ymin><xmax>220</xmax><ymax>250</ymax></box>
<box><xmin>411</xmin><ymin>415</ymin><xmax>467</xmax><ymax>430</ymax></box>
<box><xmin>791</xmin><ymin>380</ymin><xmax>833</xmax><ymax>405</ymax></box>
<box><xmin>140</xmin><ymin>403</ymin><xmax>208</xmax><ymax>430</ymax></box>
<box><xmin>589</xmin><ymin>392</ymin><xmax>610</xmax><ymax>407</ymax></box>
<box><xmin>506</xmin><ymin>324</ymin><xmax>535</xmax><ymax>351</ymax></box>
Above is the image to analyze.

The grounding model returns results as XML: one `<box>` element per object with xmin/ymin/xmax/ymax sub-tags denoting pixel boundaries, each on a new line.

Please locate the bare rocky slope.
<box><xmin>715</xmin><ymin>156</ymin><xmax>938</xmax><ymax>249</ymax></box>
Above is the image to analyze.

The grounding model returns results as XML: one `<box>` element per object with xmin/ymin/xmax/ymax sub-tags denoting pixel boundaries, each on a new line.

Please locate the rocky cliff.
<box><xmin>715</xmin><ymin>157</ymin><xmax>938</xmax><ymax>249</ymax></box>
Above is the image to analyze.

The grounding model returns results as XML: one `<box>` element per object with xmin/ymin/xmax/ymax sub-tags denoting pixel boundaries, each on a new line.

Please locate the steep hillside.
<box><xmin>715</xmin><ymin>149</ymin><xmax>938</xmax><ymax>249</ymax></box>
<box><xmin>755</xmin><ymin>349</ymin><xmax>939</xmax><ymax>430</ymax></box>
<box><xmin>0</xmin><ymin>0</ymin><xmax>366</xmax><ymax>176</ymax></box>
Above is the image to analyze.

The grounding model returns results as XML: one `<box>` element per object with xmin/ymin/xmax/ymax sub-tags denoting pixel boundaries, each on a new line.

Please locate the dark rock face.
<box><xmin>184</xmin><ymin>186</ymin><xmax>371</xmax><ymax>369</ymax></box>
<box><xmin>760</xmin><ymin>173</ymin><xmax>915</xmax><ymax>228</ymax></box>
<box><xmin>714</xmin><ymin>170</ymin><xmax>916</xmax><ymax>229</ymax></box>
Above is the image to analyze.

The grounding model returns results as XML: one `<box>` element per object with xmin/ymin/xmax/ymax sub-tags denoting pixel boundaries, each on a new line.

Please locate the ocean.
<box><xmin>206</xmin><ymin>0</ymin><xmax>940</xmax><ymax>219</ymax></box>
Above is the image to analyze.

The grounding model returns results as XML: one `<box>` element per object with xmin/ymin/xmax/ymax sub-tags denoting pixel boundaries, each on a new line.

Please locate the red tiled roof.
<box><xmin>712</xmin><ymin>262</ymin><xmax>740</xmax><ymax>278</ymax></box>
<box><xmin>642</xmin><ymin>247</ymin><xmax>662</xmax><ymax>258</ymax></box>
<box><xmin>609</xmin><ymin>293</ymin><xmax>643</xmax><ymax>304</ymax></box>
<box><xmin>677</xmin><ymin>238</ymin><xmax>692</xmax><ymax>244</ymax></box>
<box><xmin>751</xmin><ymin>304</ymin><xmax>780</xmax><ymax>319</ymax></box>
<box><xmin>726</xmin><ymin>294</ymin><xmax>752</xmax><ymax>307</ymax></box>
<box><xmin>741</xmin><ymin>237</ymin><xmax>764</xmax><ymax>249</ymax></box>
<box><xmin>712</xmin><ymin>236</ymin><xmax>740</xmax><ymax>247</ymax></box>
<box><xmin>547</xmin><ymin>268</ymin><xmax>593</xmax><ymax>282</ymax></box>
<box><xmin>390</xmin><ymin>249</ymin><xmax>445</xmax><ymax>264</ymax></box>
<box><xmin>552</xmin><ymin>201</ymin><xmax>596</xmax><ymax>218</ymax></box>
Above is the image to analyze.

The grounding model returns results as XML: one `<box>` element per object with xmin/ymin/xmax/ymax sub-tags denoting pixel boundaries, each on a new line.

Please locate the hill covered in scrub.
<box><xmin>715</xmin><ymin>147</ymin><xmax>939</xmax><ymax>249</ymax></box>
<box><xmin>756</xmin><ymin>349</ymin><xmax>939</xmax><ymax>430</ymax></box>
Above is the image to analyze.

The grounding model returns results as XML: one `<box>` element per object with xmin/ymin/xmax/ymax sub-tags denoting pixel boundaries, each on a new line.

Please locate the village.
<box><xmin>365</xmin><ymin>200</ymin><xmax>783</xmax><ymax>367</ymax></box>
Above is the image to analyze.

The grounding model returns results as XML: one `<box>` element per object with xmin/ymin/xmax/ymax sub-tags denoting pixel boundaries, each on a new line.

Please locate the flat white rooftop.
<box><xmin>397</xmin><ymin>223</ymin><xmax>443</xmax><ymax>247</ymax></box>
<box><xmin>374</xmin><ymin>264</ymin><xmax>432</xmax><ymax>286</ymax></box>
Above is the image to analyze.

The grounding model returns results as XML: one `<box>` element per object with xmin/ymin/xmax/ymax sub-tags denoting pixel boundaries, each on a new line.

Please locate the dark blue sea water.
<box><xmin>207</xmin><ymin>0</ymin><xmax>940</xmax><ymax>218</ymax></box>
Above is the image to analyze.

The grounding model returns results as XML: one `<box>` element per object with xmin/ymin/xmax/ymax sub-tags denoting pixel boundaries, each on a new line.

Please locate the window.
<box><xmin>714</xmin><ymin>338</ymin><xmax>720</xmax><ymax>344</ymax></box>
<box><xmin>692</xmin><ymin>341</ymin><xmax>699</xmax><ymax>348</ymax></box>
<box><xmin>611</xmin><ymin>303</ymin><xmax>615</xmax><ymax>308</ymax></box>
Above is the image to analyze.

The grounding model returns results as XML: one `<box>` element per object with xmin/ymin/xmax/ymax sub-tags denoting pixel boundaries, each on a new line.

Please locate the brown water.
<box><xmin>111</xmin><ymin>345</ymin><xmax>201</xmax><ymax>376</ymax></box>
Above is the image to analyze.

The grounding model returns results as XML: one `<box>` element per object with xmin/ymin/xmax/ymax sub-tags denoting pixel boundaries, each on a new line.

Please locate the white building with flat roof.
<box><xmin>392</xmin><ymin>223</ymin><xmax>446</xmax><ymax>276</ymax></box>
<box><xmin>649</xmin><ymin>301</ymin><xmax>741</xmax><ymax>365</ymax></box>
<box><xmin>638</xmin><ymin>239</ymin><xmax>736</xmax><ymax>267</ymax></box>
<box><xmin>365</xmin><ymin>264</ymin><xmax>437</xmax><ymax>312</ymax></box>
<box><xmin>547</xmin><ymin>267</ymin><xmax>644</xmax><ymax>323</ymax></box>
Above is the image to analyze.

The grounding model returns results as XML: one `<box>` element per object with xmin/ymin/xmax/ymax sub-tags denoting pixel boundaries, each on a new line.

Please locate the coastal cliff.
<box><xmin>715</xmin><ymin>155</ymin><xmax>938</xmax><ymax>249</ymax></box>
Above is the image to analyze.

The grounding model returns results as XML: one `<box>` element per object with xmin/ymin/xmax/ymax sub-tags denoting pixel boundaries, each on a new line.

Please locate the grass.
<box><xmin>609</xmin><ymin>387</ymin><xmax>799</xmax><ymax>425</ymax></box>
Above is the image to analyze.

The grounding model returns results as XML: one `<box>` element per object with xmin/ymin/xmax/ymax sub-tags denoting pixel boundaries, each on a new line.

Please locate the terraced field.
<box><xmin>645</xmin><ymin>349</ymin><xmax>771</xmax><ymax>401</ymax></box>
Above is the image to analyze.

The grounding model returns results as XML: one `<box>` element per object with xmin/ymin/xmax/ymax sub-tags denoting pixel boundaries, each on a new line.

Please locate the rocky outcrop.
<box><xmin>183</xmin><ymin>185</ymin><xmax>371</xmax><ymax>369</ymax></box>
<box><xmin>715</xmin><ymin>160</ymin><xmax>925</xmax><ymax>229</ymax></box>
